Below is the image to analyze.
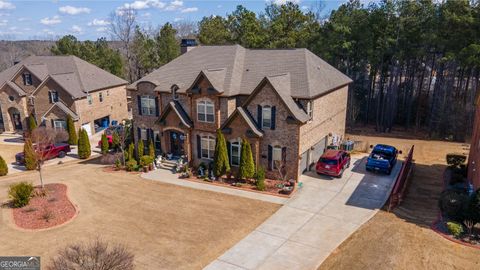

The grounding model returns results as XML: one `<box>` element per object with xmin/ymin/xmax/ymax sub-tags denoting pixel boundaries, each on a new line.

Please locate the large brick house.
<box><xmin>468</xmin><ymin>94</ymin><xmax>480</xmax><ymax>189</ymax></box>
<box><xmin>128</xmin><ymin>45</ymin><xmax>352</xmax><ymax>180</ymax></box>
<box><xmin>0</xmin><ymin>56</ymin><xmax>129</xmax><ymax>135</ymax></box>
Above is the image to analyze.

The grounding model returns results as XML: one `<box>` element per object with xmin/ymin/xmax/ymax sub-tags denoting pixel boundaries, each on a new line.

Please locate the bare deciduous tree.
<box><xmin>173</xmin><ymin>20</ymin><xmax>198</xmax><ymax>39</ymax></box>
<box><xmin>109</xmin><ymin>7</ymin><xmax>137</xmax><ymax>82</ymax></box>
<box><xmin>47</xmin><ymin>239</ymin><xmax>134</xmax><ymax>270</ymax></box>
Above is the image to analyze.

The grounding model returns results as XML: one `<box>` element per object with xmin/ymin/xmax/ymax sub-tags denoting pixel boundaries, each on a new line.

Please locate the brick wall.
<box><xmin>13</xmin><ymin>68</ymin><xmax>42</xmax><ymax>95</ymax></box>
<box><xmin>0</xmin><ymin>85</ymin><xmax>28</xmax><ymax>132</ymax></box>
<box><xmin>33</xmin><ymin>79</ymin><xmax>75</xmax><ymax>121</ymax></box>
<box><xmin>468</xmin><ymin>104</ymin><xmax>480</xmax><ymax>189</ymax></box>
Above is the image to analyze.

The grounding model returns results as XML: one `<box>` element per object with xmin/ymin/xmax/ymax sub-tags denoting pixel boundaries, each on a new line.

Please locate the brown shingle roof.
<box><xmin>128</xmin><ymin>45</ymin><xmax>352</xmax><ymax>99</ymax></box>
<box><xmin>0</xmin><ymin>55</ymin><xmax>127</xmax><ymax>99</ymax></box>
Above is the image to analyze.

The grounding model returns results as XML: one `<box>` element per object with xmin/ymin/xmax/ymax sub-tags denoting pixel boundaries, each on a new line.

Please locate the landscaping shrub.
<box><xmin>137</xmin><ymin>140</ymin><xmax>144</xmax><ymax>160</ymax></box>
<box><xmin>213</xmin><ymin>129</ymin><xmax>230</xmax><ymax>177</ymax></box>
<box><xmin>77</xmin><ymin>128</ymin><xmax>91</xmax><ymax>159</ymax></box>
<box><xmin>126</xmin><ymin>160</ymin><xmax>137</xmax><ymax>171</ymax></box>
<box><xmin>112</xmin><ymin>131</ymin><xmax>120</xmax><ymax>150</ymax></box>
<box><xmin>0</xmin><ymin>155</ymin><xmax>8</xmax><ymax>176</ymax></box>
<box><xmin>439</xmin><ymin>190</ymin><xmax>470</xmax><ymax>221</ymax></box>
<box><xmin>238</xmin><ymin>138</ymin><xmax>255</xmax><ymax>180</ymax></box>
<box><xmin>127</xmin><ymin>143</ymin><xmax>134</xmax><ymax>161</ymax></box>
<box><xmin>8</xmin><ymin>182</ymin><xmax>34</xmax><ymax>208</ymax></box>
<box><xmin>66</xmin><ymin>115</ymin><xmax>77</xmax><ymax>145</ymax></box>
<box><xmin>149</xmin><ymin>139</ymin><xmax>155</xmax><ymax>158</ymax></box>
<box><xmin>139</xmin><ymin>155</ymin><xmax>153</xmax><ymax>167</ymax></box>
<box><xmin>256</xmin><ymin>166</ymin><xmax>266</xmax><ymax>191</ymax></box>
<box><xmin>446</xmin><ymin>153</ymin><xmax>466</xmax><ymax>167</ymax></box>
<box><xmin>446</xmin><ymin>221</ymin><xmax>464</xmax><ymax>238</ymax></box>
<box><xmin>47</xmin><ymin>239</ymin><xmax>134</xmax><ymax>270</ymax></box>
<box><xmin>101</xmin><ymin>133</ymin><xmax>109</xmax><ymax>155</ymax></box>
<box><xmin>28</xmin><ymin>114</ymin><xmax>37</xmax><ymax>132</ymax></box>
<box><xmin>24</xmin><ymin>138</ymin><xmax>37</xmax><ymax>170</ymax></box>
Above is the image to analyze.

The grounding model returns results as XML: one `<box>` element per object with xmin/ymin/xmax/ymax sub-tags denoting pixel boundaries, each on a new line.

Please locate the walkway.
<box><xmin>204</xmin><ymin>156</ymin><xmax>402</xmax><ymax>270</ymax></box>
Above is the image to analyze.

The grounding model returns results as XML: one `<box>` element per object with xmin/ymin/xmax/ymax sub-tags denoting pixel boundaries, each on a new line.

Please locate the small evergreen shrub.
<box><xmin>439</xmin><ymin>190</ymin><xmax>470</xmax><ymax>221</ymax></box>
<box><xmin>139</xmin><ymin>155</ymin><xmax>153</xmax><ymax>167</ymax></box>
<box><xmin>0</xmin><ymin>155</ymin><xmax>8</xmax><ymax>176</ymax></box>
<box><xmin>8</xmin><ymin>182</ymin><xmax>34</xmax><ymax>208</ymax></box>
<box><xmin>148</xmin><ymin>139</ymin><xmax>155</xmax><ymax>158</ymax></box>
<box><xmin>77</xmin><ymin>128</ymin><xmax>91</xmax><ymax>159</ymax></box>
<box><xmin>24</xmin><ymin>138</ymin><xmax>37</xmax><ymax>170</ymax></box>
<box><xmin>112</xmin><ymin>131</ymin><xmax>120</xmax><ymax>151</ymax></box>
<box><xmin>66</xmin><ymin>115</ymin><xmax>77</xmax><ymax>145</ymax></box>
<box><xmin>137</xmin><ymin>140</ymin><xmax>144</xmax><ymax>161</ymax></box>
<box><xmin>256</xmin><ymin>166</ymin><xmax>266</xmax><ymax>191</ymax></box>
<box><xmin>126</xmin><ymin>160</ymin><xmax>137</xmax><ymax>171</ymax></box>
<box><xmin>446</xmin><ymin>221</ymin><xmax>464</xmax><ymax>238</ymax></box>
<box><xmin>446</xmin><ymin>154</ymin><xmax>466</xmax><ymax>167</ymax></box>
<box><xmin>28</xmin><ymin>114</ymin><xmax>37</xmax><ymax>132</ymax></box>
<box><xmin>101</xmin><ymin>133</ymin><xmax>109</xmax><ymax>155</ymax></box>
<box><xmin>127</xmin><ymin>143</ymin><xmax>134</xmax><ymax>161</ymax></box>
<box><xmin>238</xmin><ymin>138</ymin><xmax>255</xmax><ymax>180</ymax></box>
<box><xmin>213</xmin><ymin>129</ymin><xmax>230</xmax><ymax>177</ymax></box>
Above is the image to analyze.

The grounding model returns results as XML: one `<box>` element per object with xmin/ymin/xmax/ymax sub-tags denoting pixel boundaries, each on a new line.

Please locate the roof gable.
<box><xmin>221</xmin><ymin>107</ymin><xmax>263</xmax><ymax>137</ymax></box>
<box><xmin>158</xmin><ymin>101</ymin><xmax>193</xmax><ymax>128</ymax></box>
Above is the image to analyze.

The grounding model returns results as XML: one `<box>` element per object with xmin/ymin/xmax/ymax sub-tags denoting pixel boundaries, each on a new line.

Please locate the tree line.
<box><xmin>50</xmin><ymin>0</ymin><xmax>480</xmax><ymax>141</ymax></box>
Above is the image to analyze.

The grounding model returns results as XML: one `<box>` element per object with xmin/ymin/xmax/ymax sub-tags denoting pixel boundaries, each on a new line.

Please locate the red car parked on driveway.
<box><xmin>15</xmin><ymin>143</ymin><xmax>71</xmax><ymax>165</ymax></box>
<box><xmin>316</xmin><ymin>150</ymin><xmax>351</xmax><ymax>178</ymax></box>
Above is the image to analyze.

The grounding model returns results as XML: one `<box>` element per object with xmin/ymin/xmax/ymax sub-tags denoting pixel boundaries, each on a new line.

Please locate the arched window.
<box><xmin>197</xmin><ymin>100</ymin><xmax>214</xmax><ymax>123</ymax></box>
<box><xmin>262</xmin><ymin>105</ymin><xmax>272</xmax><ymax>128</ymax></box>
<box><xmin>200</xmin><ymin>135</ymin><xmax>215</xmax><ymax>159</ymax></box>
<box><xmin>230</xmin><ymin>140</ymin><xmax>241</xmax><ymax>166</ymax></box>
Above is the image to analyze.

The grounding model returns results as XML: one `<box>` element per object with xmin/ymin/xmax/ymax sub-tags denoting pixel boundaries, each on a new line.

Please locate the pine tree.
<box><xmin>24</xmin><ymin>138</ymin><xmax>37</xmax><ymax>170</ymax></box>
<box><xmin>128</xmin><ymin>143</ymin><xmax>134</xmax><ymax>161</ymax></box>
<box><xmin>0</xmin><ymin>155</ymin><xmax>8</xmax><ymax>176</ymax></box>
<box><xmin>213</xmin><ymin>129</ymin><xmax>230</xmax><ymax>177</ymax></box>
<box><xmin>66</xmin><ymin>115</ymin><xmax>77</xmax><ymax>145</ymax></box>
<box><xmin>238</xmin><ymin>138</ymin><xmax>255</xmax><ymax>180</ymax></box>
<box><xmin>27</xmin><ymin>114</ymin><xmax>37</xmax><ymax>132</ymax></box>
<box><xmin>137</xmin><ymin>140</ymin><xmax>144</xmax><ymax>161</ymax></box>
<box><xmin>148</xmin><ymin>139</ymin><xmax>155</xmax><ymax>158</ymax></box>
<box><xmin>101</xmin><ymin>133</ymin><xmax>109</xmax><ymax>155</ymax></box>
<box><xmin>77</xmin><ymin>128</ymin><xmax>91</xmax><ymax>159</ymax></box>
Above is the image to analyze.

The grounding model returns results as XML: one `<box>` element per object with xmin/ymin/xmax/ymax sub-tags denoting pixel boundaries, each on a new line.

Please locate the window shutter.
<box><xmin>22</xmin><ymin>74</ymin><xmax>26</xmax><ymax>85</ymax></box>
<box><xmin>257</xmin><ymin>105</ymin><xmax>262</xmax><ymax>127</ymax></box>
<box><xmin>50</xmin><ymin>119</ymin><xmax>54</xmax><ymax>128</ymax></box>
<box><xmin>197</xmin><ymin>135</ymin><xmax>201</xmax><ymax>159</ymax></box>
<box><xmin>155</xmin><ymin>97</ymin><xmax>160</xmax><ymax>116</ymax></box>
<box><xmin>137</xmin><ymin>96</ymin><xmax>142</xmax><ymax>116</ymax></box>
<box><xmin>281</xmin><ymin>147</ymin><xmax>287</xmax><ymax>163</ymax></box>
<box><xmin>137</xmin><ymin>127</ymin><xmax>141</xmax><ymax>143</ymax></box>
<box><xmin>48</xmin><ymin>92</ymin><xmax>52</xmax><ymax>103</ymax></box>
<box><xmin>271</xmin><ymin>106</ymin><xmax>276</xmax><ymax>130</ymax></box>
<box><xmin>227</xmin><ymin>141</ymin><xmax>231</xmax><ymax>165</ymax></box>
<box><xmin>268</xmin><ymin>145</ymin><xmax>273</xmax><ymax>171</ymax></box>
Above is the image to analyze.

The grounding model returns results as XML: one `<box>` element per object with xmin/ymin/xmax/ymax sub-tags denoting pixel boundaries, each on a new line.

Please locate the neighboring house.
<box><xmin>0</xmin><ymin>55</ymin><xmax>129</xmax><ymax>135</ymax></box>
<box><xmin>128</xmin><ymin>45</ymin><xmax>352</xmax><ymax>180</ymax></box>
<box><xmin>468</xmin><ymin>94</ymin><xmax>480</xmax><ymax>189</ymax></box>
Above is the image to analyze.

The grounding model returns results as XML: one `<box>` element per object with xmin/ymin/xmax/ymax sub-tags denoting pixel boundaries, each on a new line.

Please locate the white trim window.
<box><xmin>201</xmin><ymin>135</ymin><xmax>215</xmax><ymax>159</ymax></box>
<box><xmin>53</xmin><ymin>120</ymin><xmax>67</xmax><ymax>130</ymax></box>
<box><xmin>197</xmin><ymin>100</ymin><xmax>214</xmax><ymax>123</ymax></box>
<box><xmin>272</xmin><ymin>145</ymin><xmax>282</xmax><ymax>169</ymax></box>
<box><xmin>140</xmin><ymin>129</ymin><xmax>148</xmax><ymax>141</ymax></box>
<box><xmin>141</xmin><ymin>96</ymin><xmax>156</xmax><ymax>116</ymax></box>
<box><xmin>23</xmin><ymin>73</ymin><xmax>32</xmax><ymax>86</ymax></box>
<box><xmin>262</xmin><ymin>106</ymin><xmax>272</xmax><ymax>129</ymax></box>
<box><xmin>306</xmin><ymin>101</ymin><xmax>313</xmax><ymax>118</ymax></box>
<box><xmin>99</xmin><ymin>92</ymin><xmax>104</xmax><ymax>102</ymax></box>
<box><xmin>49</xmin><ymin>90</ymin><xmax>59</xmax><ymax>103</ymax></box>
<box><xmin>87</xmin><ymin>94</ymin><xmax>93</xmax><ymax>105</ymax></box>
<box><xmin>230</xmin><ymin>141</ymin><xmax>241</xmax><ymax>166</ymax></box>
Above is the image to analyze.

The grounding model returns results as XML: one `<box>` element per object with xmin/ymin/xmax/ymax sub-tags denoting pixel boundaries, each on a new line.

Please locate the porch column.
<box><xmin>186</xmin><ymin>129</ymin><xmax>192</xmax><ymax>163</ymax></box>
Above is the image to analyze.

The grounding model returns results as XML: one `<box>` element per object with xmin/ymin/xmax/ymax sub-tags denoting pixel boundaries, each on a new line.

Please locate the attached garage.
<box><xmin>82</xmin><ymin>123</ymin><xmax>92</xmax><ymax>136</ymax></box>
<box><xmin>299</xmin><ymin>136</ymin><xmax>328</xmax><ymax>174</ymax></box>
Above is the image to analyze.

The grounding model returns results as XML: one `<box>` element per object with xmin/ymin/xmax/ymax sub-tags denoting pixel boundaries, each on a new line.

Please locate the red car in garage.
<box><xmin>316</xmin><ymin>150</ymin><xmax>351</xmax><ymax>177</ymax></box>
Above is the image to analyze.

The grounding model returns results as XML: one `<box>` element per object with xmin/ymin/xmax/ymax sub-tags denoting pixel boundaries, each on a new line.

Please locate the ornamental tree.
<box><xmin>148</xmin><ymin>139</ymin><xmax>155</xmax><ymax>158</ymax></box>
<box><xmin>66</xmin><ymin>115</ymin><xmax>77</xmax><ymax>145</ymax></box>
<box><xmin>137</xmin><ymin>140</ymin><xmax>144</xmax><ymax>161</ymax></box>
<box><xmin>77</xmin><ymin>128</ymin><xmax>91</xmax><ymax>159</ymax></box>
<box><xmin>24</xmin><ymin>138</ymin><xmax>37</xmax><ymax>171</ymax></box>
<box><xmin>213</xmin><ymin>129</ymin><xmax>230</xmax><ymax>177</ymax></box>
<box><xmin>28</xmin><ymin>114</ymin><xmax>37</xmax><ymax>132</ymax></box>
<box><xmin>101</xmin><ymin>133</ymin><xmax>109</xmax><ymax>155</ymax></box>
<box><xmin>238</xmin><ymin>137</ymin><xmax>255</xmax><ymax>180</ymax></box>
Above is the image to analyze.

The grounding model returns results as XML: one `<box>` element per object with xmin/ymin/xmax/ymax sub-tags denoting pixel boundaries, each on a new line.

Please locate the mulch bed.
<box><xmin>12</xmin><ymin>183</ymin><xmax>77</xmax><ymax>230</ymax></box>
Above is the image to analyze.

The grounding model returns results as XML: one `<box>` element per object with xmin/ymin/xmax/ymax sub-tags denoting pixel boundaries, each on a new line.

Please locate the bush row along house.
<box><xmin>0</xmin><ymin>56</ymin><xmax>129</xmax><ymax>135</ymax></box>
<box><xmin>128</xmin><ymin>44</ymin><xmax>352</xmax><ymax>180</ymax></box>
<box><xmin>468</xmin><ymin>94</ymin><xmax>480</xmax><ymax>189</ymax></box>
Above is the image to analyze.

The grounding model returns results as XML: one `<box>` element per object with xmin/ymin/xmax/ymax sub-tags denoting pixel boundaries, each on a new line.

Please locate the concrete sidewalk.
<box><xmin>205</xmin><ymin>156</ymin><xmax>402</xmax><ymax>270</ymax></box>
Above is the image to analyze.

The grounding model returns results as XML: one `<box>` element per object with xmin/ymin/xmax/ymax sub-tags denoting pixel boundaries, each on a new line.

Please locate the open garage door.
<box><xmin>299</xmin><ymin>136</ymin><xmax>328</xmax><ymax>175</ymax></box>
<box><xmin>82</xmin><ymin>123</ymin><xmax>92</xmax><ymax>136</ymax></box>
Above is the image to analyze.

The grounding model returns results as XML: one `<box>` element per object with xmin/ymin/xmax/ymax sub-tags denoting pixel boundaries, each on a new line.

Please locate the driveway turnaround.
<box><xmin>205</xmin><ymin>155</ymin><xmax>402</xmax><ymax>270</ymax></box>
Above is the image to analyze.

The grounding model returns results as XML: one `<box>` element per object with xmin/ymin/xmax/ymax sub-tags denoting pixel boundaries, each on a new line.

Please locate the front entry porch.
<box><xmin>164</xmin><ymin>129</ymin><xmax>188</xmax><ymax>158</ymax></box>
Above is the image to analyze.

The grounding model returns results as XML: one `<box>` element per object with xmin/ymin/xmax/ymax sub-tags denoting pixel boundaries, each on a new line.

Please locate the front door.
<box><xmin>169</xmin><ymin>131</ymin><xmax>184</xmax><ymax>157</ymax></box>
<box><xmin>12</xmin><ymin>111</ymin><xmax>22</xmax><ymax>130</ymax></box>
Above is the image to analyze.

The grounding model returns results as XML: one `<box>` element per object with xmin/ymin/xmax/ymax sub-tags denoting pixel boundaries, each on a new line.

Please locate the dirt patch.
<box><xmin>0</xmin><ymin>143</ymin><xmax>23</xmax><ymax>164</ymax></box>
<box><xmin>318</xmin><ymin>134</ymin><xmax>480</xmax><ymax>270</ymax></box>
<box><xmin>12</xmin><ymin>183</ymin><xmax>76</xmax><ymax>230</ymax></box>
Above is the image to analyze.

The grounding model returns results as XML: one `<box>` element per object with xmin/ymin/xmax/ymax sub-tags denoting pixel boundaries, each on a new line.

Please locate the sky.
<box><xmin>0</xmin><ymin>0</ymin><xmax>355</xmax><ymax>40</ymax></box>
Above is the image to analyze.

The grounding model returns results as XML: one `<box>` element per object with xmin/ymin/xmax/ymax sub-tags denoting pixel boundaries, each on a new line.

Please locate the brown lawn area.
<box><xmin>319</xmin><ymin>134</ymin><xmax>480</xmax><ymax>269</ymax></box>
<box><xmin>0</xmin><ymin>160</ymin><xmax>280</xmax><ymax>269</ymax></box>
<box><xmin>0</xmin><ymin>141</ymin><xmax>23</xmax><ymax>164</ymax></box>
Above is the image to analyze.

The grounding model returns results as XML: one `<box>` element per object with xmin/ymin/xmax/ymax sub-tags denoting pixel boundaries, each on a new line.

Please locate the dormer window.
<box><xmin>171</xmin><ymin>84</ymin><xmax>179</xmax><ymax>100</ymax></box>
<box><xmin>23</xmin><ymin>73</ymin><xmax>32</xmax><ymax>86</ymax></box>
<box><xmin>48</xmin><ymin>90</ymin><xmax>58</xmax><ymax>103</ymax></box>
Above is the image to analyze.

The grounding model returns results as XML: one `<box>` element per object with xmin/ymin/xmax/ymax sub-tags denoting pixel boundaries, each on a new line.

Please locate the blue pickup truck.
<box><xmin>365</xmin><ymin>144</ymin><xmax>399</xmax><ymax>175</ymax></box>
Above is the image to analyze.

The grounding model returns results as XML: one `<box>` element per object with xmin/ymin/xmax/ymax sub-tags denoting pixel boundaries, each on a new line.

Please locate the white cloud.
<box><xmin>269</xmin><ymin>0</ymin><xmax>300</xmax><ymax>5</ymax></box>
<box><xmin>96</xmin><ymin>27</ymin><xmax>108</xmax><ymax>32</ymax></box>
<box><xmin>0</xmin><ymin>1</ymin><xmax>15</xmax><ymax>10</ymax></box>
<box><xmin>42</xmin><ymin>29</ymin><xmax>55</xmax><ymax>35</ymax></box>
<box><xmin>165</xmin><ymin>0</ymin><xmax>183</xmax><ymax>11</ymax></box>
<box><xmin>40</xmin><ymin>15</ymin><xmax>61</xmax><ymax>25</ymax></box>
<box><xmin>0</xmin><ymin>19</ymin><xmax>7</xmax><ymax>26</ymax></box>
<box><xmin>180</xmin><ymin>7</ymin><xmax>198</xmax><ymax>13</ymax></box>
<box><xmin>59</xmin><ymin>5</ymin><xmax>91</xmax><ymax>15</ymax></box>
<box><xmin>71</xmin><ymin>25</ymin><xmax>83</xmax><ymax>34</ymax></box>
<box><xmin>8</xmin><ymin>26</ymin><xmax>16</xmax><ymax>31</ymax></box>
<box><xmin>17</xmin><ymin>17</ymin><xmax>29</xmax><ymax>22</ymax></box>
<box><xmin>121</xmin><ymin>0</ymin><xmax>166</xmax><ymax>10</ymax></box>
<box><xmin>88</xmin><ymin>19</ymin><xmax>110</xmax><ymax>26</ymax></box>
<box><xmin>174</xmin><ymin>17</ymin><xmax>183</xmax><ymax>22</ymax></box>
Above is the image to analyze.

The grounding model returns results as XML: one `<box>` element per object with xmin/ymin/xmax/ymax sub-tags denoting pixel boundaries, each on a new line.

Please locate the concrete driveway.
<box><xmin>205</xmin><ymin>155</ymin><xmax>402</xmax><ymax>270</ymax></box>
